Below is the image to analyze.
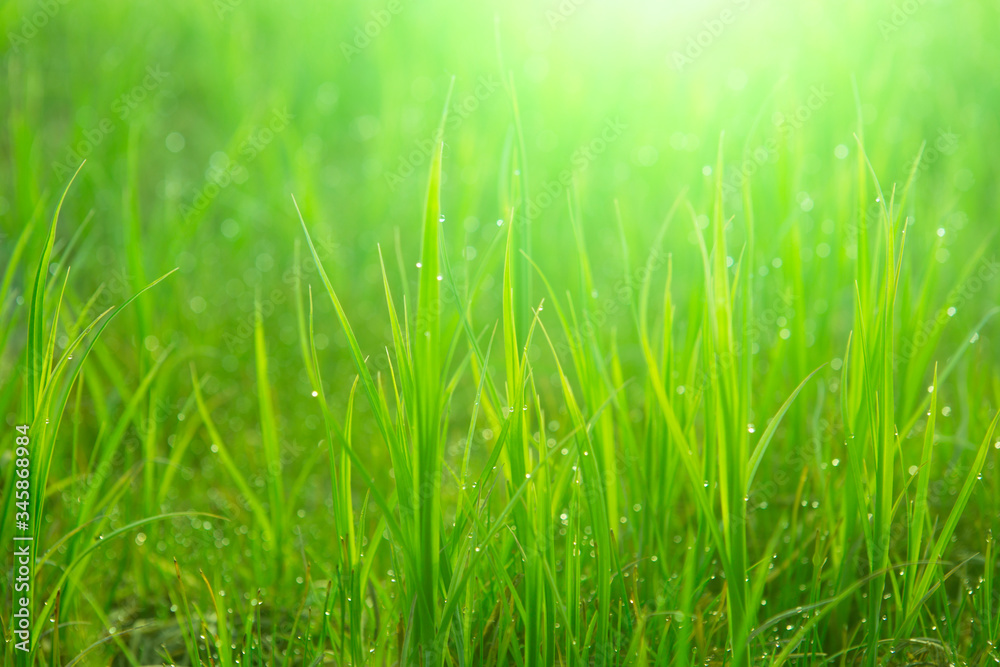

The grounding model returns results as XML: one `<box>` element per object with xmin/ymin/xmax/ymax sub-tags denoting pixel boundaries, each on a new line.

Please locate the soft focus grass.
<box><xmin>2</xmin><ymin>0</ymin><xmax>1000</xmax><ymax>664</ymax></box>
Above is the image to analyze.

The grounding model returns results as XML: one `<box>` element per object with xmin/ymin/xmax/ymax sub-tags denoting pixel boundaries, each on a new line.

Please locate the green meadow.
<box><xmin>2</xmin><ymin>0</ymin><xmax>1000</xmax><ymax>664</ymax></box>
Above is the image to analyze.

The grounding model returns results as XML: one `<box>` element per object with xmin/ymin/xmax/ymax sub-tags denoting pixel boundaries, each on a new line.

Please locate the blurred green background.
<box><xmin>3</xmin><ymin>0</ymin><xmax>1000</xmax><ymax>662</ymax></box>
<box><xmin>5</xmin><ymin>0</ymin><xmax>996</xmax><ymax>405</ymax></box>
<box><xmin>5</xmin><ymin>0</ymin><xmax>997</xmax><ymax>456</ymax></box>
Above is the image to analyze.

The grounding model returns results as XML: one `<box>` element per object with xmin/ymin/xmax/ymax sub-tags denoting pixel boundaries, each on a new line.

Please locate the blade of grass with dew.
<box><xmin>898</xmin><ymin>409</ymin><xmax>1000</xmax><ymax>638</ymax></box>
<box><xmin>905</xmin><ymin>363</ymin><xmax>937</xmax><ymax>617</ymax></box>
<box><xmin>254</xmin><ymin>288</ymin><xmax>286</xmax><ymax>581</ymax></box>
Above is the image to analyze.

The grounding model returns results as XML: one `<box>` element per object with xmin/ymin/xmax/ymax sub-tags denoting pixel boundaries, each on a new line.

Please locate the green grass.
<box><xmin>3</xmin><ymin>0</ymin><xmax>1000</xmax><ymax>664</ymax></box>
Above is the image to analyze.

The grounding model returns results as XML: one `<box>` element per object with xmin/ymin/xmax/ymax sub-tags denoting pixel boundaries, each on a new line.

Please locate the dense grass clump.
<box><xmin>3</xmin><ymin>0</ymin><xmax>1000</xmax><ymax>665</ymax></box>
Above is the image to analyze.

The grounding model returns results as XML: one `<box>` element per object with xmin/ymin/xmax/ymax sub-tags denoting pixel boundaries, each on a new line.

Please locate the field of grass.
<box><xmin>2</xmin><ymin>0</ymin><xmax>1000</xmax><ymax>664</ymax></box>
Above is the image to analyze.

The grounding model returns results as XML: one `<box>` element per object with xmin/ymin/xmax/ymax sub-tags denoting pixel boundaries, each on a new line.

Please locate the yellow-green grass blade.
<box><xmin>745</xmin><ymin>365</ymin><xmax>826</xmax><ymax>495</ymax></box>
<box><xmin>254</xmin><ymin>288</ymin><xmax>285</xmax><ymax>577</ymax></box>
<box><xmin>905</xmin><ymin>363</ymin><xmax>937</xmax><ymax>615</ymax></box>
<box><xmin>26</xmin><ymin>161</ymin><xmax>85</xmax><ymax>420</ymax></box>
<box><xmin>191</xmin><ymin>364</ymin><xmax>273</xmax><ymax>541</ymax></box>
